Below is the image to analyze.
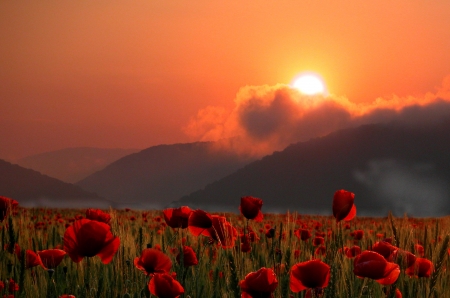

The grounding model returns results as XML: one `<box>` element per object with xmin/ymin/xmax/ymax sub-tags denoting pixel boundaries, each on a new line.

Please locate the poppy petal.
<box><xmin>290</xmin><ymin>259</ymin><xmax>330</xmax><ymax>292</ymax></box>
<box><xmin>148</xmin><ymin>273</ymin><xmax>184</xmax><ymax>298</ymax></box>
<box><xmin>188</xmin><ymin>209</ymin><xmax>213</xmax><ymax>236</ymax></box>
<box><xmin>343</xmin><ymin>204</ymin><xmax>356</xmax><ymax>221</ymax></box>
<box><xmin>375</xmin><ymin>262</ymin><xmax>400</xmax><ymax>285</ymax></box>
<box><xmin>38</xmin><ymin>249</ymin><xmax>66</xmax><ymax>269</ymax></box>
<box><xmin>63</xmin><ymin>224</ymin><xmax>83</xmax><ymax>263</ymax></box>
<box><xmin>26</xmin><ymin>250</ymin><xmax>44</xmax><ymax>269</ymax></box>
<box><xmin>97</xmin><ymin>236</ymin><xmax>120</xmax><ymax>264</ymax></box>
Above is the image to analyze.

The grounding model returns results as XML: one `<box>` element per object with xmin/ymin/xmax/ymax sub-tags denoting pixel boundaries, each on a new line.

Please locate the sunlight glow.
<box><xmin>292</xmin><ymin>74</ymin><xmax>326</xmax><ymax>95</ymax></box>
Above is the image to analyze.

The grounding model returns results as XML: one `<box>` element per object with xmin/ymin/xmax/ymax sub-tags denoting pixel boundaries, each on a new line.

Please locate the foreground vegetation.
<box><xmin>0</xmin><ymin>193</ymin><xmax>449</xmax><ymax>297</ymax></box>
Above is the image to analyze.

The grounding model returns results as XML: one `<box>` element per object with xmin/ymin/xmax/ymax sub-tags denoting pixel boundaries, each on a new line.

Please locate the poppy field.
<box><xmin>1</xmin><ymin>191</ymin><xmax>450</xmax><ymax>298</ymax></box>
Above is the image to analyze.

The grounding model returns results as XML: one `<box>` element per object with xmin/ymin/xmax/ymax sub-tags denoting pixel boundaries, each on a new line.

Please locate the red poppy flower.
<box><xmin>148</xmin><ymin>273</ymin><xmax>184</xmax><ymax>298</ymax></box>
<box><xmin>38</xmin><ymin>249</ymin><xmax>66</xmax><ymax>269</ymax></box>
<box><xmin>134</xmin><ymin>248</ymin><xmax>172</xmax><ymax>275</ymax></box>
<box><xmin>239</xmin><ymin>196</ymin><xmax>263</xmax><ymax>222</ymax></box>
<box><xmin>239</xmin><ymin>267</ymin><xmax>278</xmax><ymax>298</ymax></box>
<box><xmin>345</xmin><ymin>246</ymin><xmax>361</xmax><ymax>258</ymax></box>
<box><xmin>376</xmin><ymin>233</ymin><xmax>384</xmax><ymax>239</ymax></box>
<box><xmin>4</xmin><ymin>243</ymin><xmax>21</xmax><ymax>258</ymax></box>
<box><xmin>414</xmin><ymin>244</ymin><xmax>425</xmax><ymax>257</ymax></box>
<box><xmin>370</xmin><ymin>241</ymin><xmax>398</xmax><ymax>261</ymax></box>
<box><xmin>352</xmin><ymin>230</ymin><xmax>364</xmax><ymax>241</ymax></box>
<box><xmin>332</xmin><ymin>190</ymin><xmax>356</xmax><ymax>222</ymax></box>
<box><xmin>241</xmin><ymin>236</ymin><xmax>252</xmax><ymax>253</ymax></box>
<box><xmin>85</xmin><ymin>209</ymin><xmax>111</xmax><ymax>224</ymax></box>
<box><xmin>405</xmin><ymin>258</ymin><xmax>433</xmax><ymax>278</ymax></box>
<box><xmin>63</xmin><ymin>219</ymin><xmax>120</xmax><ymax>264</ymax></box>
<box><xmin>394</xmin><ymin>249</ymin><xmax>416</xmax><ymax>268</ymax></box>
<box><xmin>313</xmin><ymin>236</ymin><xmax>324</xmax><ymax>246</ymax></box>
<box><xmin>59</xmin><ymin>295</ymin><xmax>76</xmax><ymax>298</ymax></box>
<box><xmin>194</xmin><ymin>215</ymin><xmax>236</xmax><ymax>248</ymax></box>
<box><xmin>314</xmin><ymin>245</ymin><xmax>327</xmax><ymax>256</ymax></box>
<box><xmin>290</xmin><ymin>259</ymin><xmax>330</xmax><ymax>292</ymax></box>
<box><xmin>163</xmin><ymin>206</ymin><xmax>192</xmax><ymax>229</ymax></box>
<box><xmin>190</xmin><ymin>214</ymin><xmax>237</xmax><ymax>249</ymax></box>
<box><xmin>0</xmin><ymin>196</ymin><xmax>18</xmax><ymax>222</ymax></box>
<box><xmin>295</xmin><ymin>229</ymin><xmax>311</xmax><ymax>241</ymax></box>
<box><xmin>210</xmin><ymin>215</ymin><xmax>238</xmax><ymax>248</ymax></box>
<box><xmin>265</xmin><ymin>228</ymin><xmax>275</xmax><ymax>238</ymax></box>
<box><xmin>176</xmin><ymin>246</ymin><xmax>198</xmax><ymax>267</ymax></box>
<box><xmin>8</xmin><ymin>278</ymin><xmax>19</xmax><ymax>292</ymax></box>
<box><xmin>187</xmin><ymin>209</ymin><xmax>213</xmax><ymax>236</ymax></box>
<box><xmin>353</xmin><ymin>251</ymin><xmax>400</xmax><ymax>285</ymax></box>
<box><xmin>247</xmin><ymin>230</ymin><xmax>260</xmax><ymax>242</ymax></box>
<box><xmin>26</xmin><ymin>250</ymin><xmax>43</xmax><ymax>269</ymax></box>
<box><xmin>338</xmin><ymin>246</ymin><xmax>349</xmax><ymax>255</ymax></box>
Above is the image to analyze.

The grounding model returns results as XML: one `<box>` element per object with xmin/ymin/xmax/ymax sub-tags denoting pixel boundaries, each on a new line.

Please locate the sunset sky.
<box><xmin>1</xmin><ymin>1</ymin><xmax>450</xmax><ymax>160</ymax></box>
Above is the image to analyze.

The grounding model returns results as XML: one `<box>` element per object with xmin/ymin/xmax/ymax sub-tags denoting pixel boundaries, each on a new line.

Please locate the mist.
<box><xmin>353</xmin><ymin>159</ymin><xmax>449</xmax><ymax>217</ymax></box>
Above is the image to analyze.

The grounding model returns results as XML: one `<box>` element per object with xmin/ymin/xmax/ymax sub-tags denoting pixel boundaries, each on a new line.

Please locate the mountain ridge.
<box><xmin>0</xmin><ymin>159</ymin><xmax>112</xmax><ymax>208</ymax></box>
<box><xmin>16</xmin><ymin>147</ymin><xmax>140</xmax><ymax>183</ymax></box>
<box><xmin>76</xmin><ymin>141</ymin><xmax>256</xmax><ymax>209</ymax></box>
<box><xmin>174</xmin><ymin>120</ymin><xmax>450</xmax><ymax>217</ymax></box>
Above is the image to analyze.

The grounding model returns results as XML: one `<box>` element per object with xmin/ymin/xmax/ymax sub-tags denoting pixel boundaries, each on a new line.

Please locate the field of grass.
<box><xmin>1</xmin><ymin>197</ymin><xmax>450</xmax><ymax>298</ymax></box>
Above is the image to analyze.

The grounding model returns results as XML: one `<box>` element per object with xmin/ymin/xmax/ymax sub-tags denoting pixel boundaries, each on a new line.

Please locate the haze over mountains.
<box><xmin>176</xmin><ymin>120</ymin><xmax>450</xmax><ymax>217</ymax></box>
<box><xmin>0</xmin><ymin>159</ymin><xmax>110</xmax><ymax>208</ymax></box>
<box><xmin>16</xmin><ymin>147</ymin><xmax>139</xmax><ymax>183</ymax></box>
<box><xmin>76</xmin><ymin>142</ymin><xmax>256</xmax><ymax>209</ymax></box>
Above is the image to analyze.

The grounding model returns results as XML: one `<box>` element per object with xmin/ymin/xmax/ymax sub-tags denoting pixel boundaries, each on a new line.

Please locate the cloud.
<box><xmin>183</xmin><ymin>106</ymin><xmax>230</xmax><ymax>141</ymax></box>
<box><xmin>184</xmin><ymin>75</ymin><xmax>450</xmax><ymax>156</ymax></box>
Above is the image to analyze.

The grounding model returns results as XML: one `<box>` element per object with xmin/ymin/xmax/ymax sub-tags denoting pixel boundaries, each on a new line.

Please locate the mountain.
<box><xmin>76</xmin><ymin>142</ymin><xmax>256</xmax><ymax>209</ymax></box>
<box><xmin>0</xmin><ymin>159</ymin><xmax>112</xmax><ymax>208</ymax></box>
<box><xmin>16</xmin><ymin>147</ymin><xmax>140</xmax><ymax>183</ymax></box>
<box><xmin>174</xmin><ymin>121</ymin><xmax>450</xmax><ymax>217</ymax></box>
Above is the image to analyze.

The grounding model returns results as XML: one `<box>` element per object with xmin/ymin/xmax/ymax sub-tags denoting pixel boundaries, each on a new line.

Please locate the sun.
<box><xmin>292</xmin><ymin>74</ymin><xmax>326</xmax><ymax>95</ymax></box>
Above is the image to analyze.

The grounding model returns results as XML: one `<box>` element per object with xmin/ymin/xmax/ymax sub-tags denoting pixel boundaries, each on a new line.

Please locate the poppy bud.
<box><xmin>265</xmin><ymin>228</ymin><xmax>275</xmax><ymax>238</ymax></box>
<box><xmin>332</xmin><ymin>190</ymin><xmax>356</xmax><ymax>222</ymax></box>
<box><xmin>47</xmin><ymin>269</ymin><xmax>55</xmax><ymax>278</ymax></box>
<box><xmin>239</xmin><ymin>196</ymin><xmax>264</xmax><ymax>221</ymax></box>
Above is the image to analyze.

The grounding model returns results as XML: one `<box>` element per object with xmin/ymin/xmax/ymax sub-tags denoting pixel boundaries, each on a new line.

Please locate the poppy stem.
<box><xmin>245</xmin><ymin>218</ymin><xmax>249</xmax><ymax>238</ymax></box>
<box><xmin>358</xmin><ymin>277</ymin><xmax>367</xmax><ymax>298</ymax></box>
<box><xmin>271</xmin><ymin>225</ymin><xmax>276</xmax><ymax>269</ymax></box>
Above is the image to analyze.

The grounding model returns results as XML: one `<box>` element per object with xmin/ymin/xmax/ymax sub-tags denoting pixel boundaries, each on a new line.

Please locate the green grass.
<box><xmin>1</xmin><ymin>207</ymin><xmax>449</xmax><ymax>297</ymax></box>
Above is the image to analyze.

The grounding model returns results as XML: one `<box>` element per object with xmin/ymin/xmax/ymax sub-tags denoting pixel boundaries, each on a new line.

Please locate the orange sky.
<box><xmin>1</xmin><ymin>1</ymin><xmax>450</xmax><ymax>160</ymax></box>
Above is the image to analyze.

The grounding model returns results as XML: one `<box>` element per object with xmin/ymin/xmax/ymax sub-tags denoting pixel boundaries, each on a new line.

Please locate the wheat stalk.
<box><xmin>427</xmin><ymin>234</ymin><xmax>450</xmax><ymax>298</ymax></box>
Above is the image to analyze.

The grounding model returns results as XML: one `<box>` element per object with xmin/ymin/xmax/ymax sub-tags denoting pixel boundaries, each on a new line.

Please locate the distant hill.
<box><xmin>16</xmin><ymin>147</ymin><xmax>140</xmax><ymax>183</ymax></box>
<box><xmin>76</xmin><ymin>142</ymin><xmax>256</xmax><ymax>209</ymax></box>
<box><xmin>0</xmin><ymin>159</ymin><xmax>112</xmax><ymax>208</ymax></box>
<box><xmin>174</xmin><ymin>121</ymin><xmax>450</xmax><ymax>217</ymax></box>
